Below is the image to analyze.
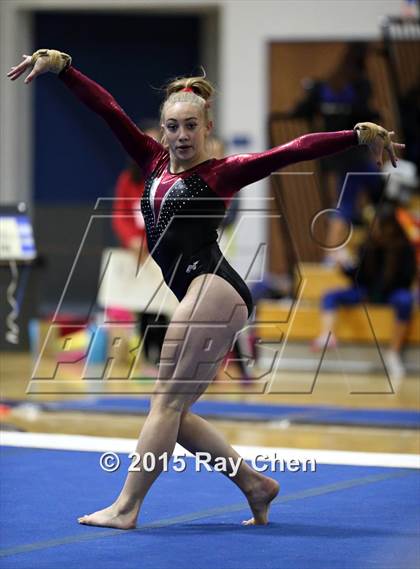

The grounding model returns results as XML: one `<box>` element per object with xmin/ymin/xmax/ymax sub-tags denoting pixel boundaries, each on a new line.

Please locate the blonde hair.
<box><xmin>160</xmin><ymin>74</ymin><xmax>215</xmax><ymax>125</ymax></box>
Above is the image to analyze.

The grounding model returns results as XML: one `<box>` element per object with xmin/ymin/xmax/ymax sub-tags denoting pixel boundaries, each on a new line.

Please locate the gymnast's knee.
<box><xmin>179</xmin><ymin>409</ymin><xmax>193</xmax><ymax>430</ymax></box>
<box><xmin>150</xmin><ymin>394</ymin><xmax>187</xmax><ymax>415</ymax></box>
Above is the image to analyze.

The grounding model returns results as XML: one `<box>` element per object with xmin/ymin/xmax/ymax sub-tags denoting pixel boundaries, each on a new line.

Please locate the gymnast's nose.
<box><xmin>178</xmin><ymin>127</ymin><xmax>190</xmax><ymax>141</ymax></box>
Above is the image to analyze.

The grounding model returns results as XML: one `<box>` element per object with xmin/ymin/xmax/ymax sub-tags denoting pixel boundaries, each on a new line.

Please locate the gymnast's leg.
<box><xmin>177</xmin><ymin>411</ymin><xmax>279</xmax><ymax>525</ymax></box>
<box><xmin>78</xmin><ymin>274</ymin><xmax>255</xmax><ymax>529</ymax></box>
<box><xmin>174</xmin><ymin>276</ymin><xmax>278</xmax><ymax>524</ymax></box>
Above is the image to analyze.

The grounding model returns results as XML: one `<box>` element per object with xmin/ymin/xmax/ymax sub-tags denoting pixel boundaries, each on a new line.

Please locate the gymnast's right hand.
<box><xmin>7</xmin><ymin>49</ymin><xmax>72</xmax><ymax>84</ymax></box>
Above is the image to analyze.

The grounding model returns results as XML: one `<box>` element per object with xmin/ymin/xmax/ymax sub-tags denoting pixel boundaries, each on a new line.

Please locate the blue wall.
<box><xmin>34</xmin><ymin>11</ymin><xmax>201</xmax><ymax>203</ymax></box>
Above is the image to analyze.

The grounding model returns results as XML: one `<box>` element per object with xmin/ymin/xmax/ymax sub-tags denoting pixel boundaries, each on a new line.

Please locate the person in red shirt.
<box><xmin>112</xmin><ymin>120</ymin><xmax>160</xmax><ymax>256</ymax></box>
<box><xmin>112</xmin><ymin>169</ymin><xmax>147</xmax><ymax>254</ymax></box>
<box><xmin>112</xmin><ymin>122</ymin><xmax>168</xmax><ymax>366</ymax></box>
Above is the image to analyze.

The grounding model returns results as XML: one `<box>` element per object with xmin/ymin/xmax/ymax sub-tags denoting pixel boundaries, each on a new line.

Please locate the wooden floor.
<box><xmin>1</xmin><ymin>352</ymin><xmax>419</xmax><ymax>454</ymax></box>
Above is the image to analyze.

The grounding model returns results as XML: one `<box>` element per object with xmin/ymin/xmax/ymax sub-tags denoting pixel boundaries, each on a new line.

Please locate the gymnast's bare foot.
<box><xmin>242</xmin><ymin>476</ymin><xmax>279</xmax><ymax>526</ymax></box>
<box><xmin>78</xmin><ymin>503</ymin><xmax>137</xmax><ymax>529</ymax></box>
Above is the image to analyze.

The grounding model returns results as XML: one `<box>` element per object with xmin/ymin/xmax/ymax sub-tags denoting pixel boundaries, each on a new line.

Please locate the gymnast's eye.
<box><xmin>167</xmin><ymin>123</ymin><xmax>177</xmax><ymax>132</ymax></box>
<box><xmin>186</xmin><ymin>122</ymin><xmax>198</xmax><ymax>130</ymax></box>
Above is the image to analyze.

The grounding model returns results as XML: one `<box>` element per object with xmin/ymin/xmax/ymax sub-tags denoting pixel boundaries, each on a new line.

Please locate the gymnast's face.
<box><xmin>162</xmin><ymin>102</ymin><xmax>212</xmax><ymax>165</ymax></box>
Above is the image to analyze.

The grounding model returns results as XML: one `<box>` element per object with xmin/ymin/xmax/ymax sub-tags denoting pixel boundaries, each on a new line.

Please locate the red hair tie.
<box><xmin>182</xmin><ymin>87</ymin><xmax>194</xmax><ymax>92</ymax></box>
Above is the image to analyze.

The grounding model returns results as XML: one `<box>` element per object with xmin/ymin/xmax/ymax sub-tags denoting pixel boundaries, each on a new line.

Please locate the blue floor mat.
<box><xmin>25</xmin><ymin>397</ymin><xmax>420</xmax><ymax>429</ymax></box>
<box><xmin>0</xmin><ymin>446</ymin><xmax>419</xmax><ymax>569</ymax></box>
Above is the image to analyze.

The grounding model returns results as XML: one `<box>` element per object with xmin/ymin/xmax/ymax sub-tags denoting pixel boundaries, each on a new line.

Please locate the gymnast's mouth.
<box><xmin>177</xmin><ymin>145</ymin><xmax>192</xmax><ymax>150</ymax></box>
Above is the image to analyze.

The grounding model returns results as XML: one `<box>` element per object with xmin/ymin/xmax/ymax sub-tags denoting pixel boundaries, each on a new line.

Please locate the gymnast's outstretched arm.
<box><xmin>216</xmin><ymin>127</ymin><xmax>404</xmax><ymax>196</ymax></box>
<box><xmin>7</xmin><ymin>50</ymin><xmax>165</xmax><ymax>175</ymax></box>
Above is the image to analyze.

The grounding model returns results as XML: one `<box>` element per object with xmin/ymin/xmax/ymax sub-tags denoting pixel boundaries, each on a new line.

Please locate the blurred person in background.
<box><xmin>248</xmin><ymin>273</ymin><xmax>293</xmax><ymax>361</ymax></box>
<box><xmin>112</xmin><ymin>120</ymin><xmax>168</xmax><ymax>368</ymax></box>
<box><xmin>313</xmin><ymin>204</ymin><xmax>417</xmax><ymax>383</ymax></box>
<box><xmin>400</xmin><ymin>76</ymin><xmax>420</xmax><ymax>174</ymax></box>
<box><xmin>291</xmin><ymin>43</ymin><xmax>384</xmax><ymax>263</ymax></box>
<box><xmin>210</xmin><ymin>135</ymin><xmax>255</xmax><ymax>385</ymax></box>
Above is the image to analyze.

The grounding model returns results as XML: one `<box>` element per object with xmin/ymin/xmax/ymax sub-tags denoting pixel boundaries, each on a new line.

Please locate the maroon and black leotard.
<box><xmin>60</xmin><ymin>66</ymin><xmax>358</xmax><ymax>317</ymax></box>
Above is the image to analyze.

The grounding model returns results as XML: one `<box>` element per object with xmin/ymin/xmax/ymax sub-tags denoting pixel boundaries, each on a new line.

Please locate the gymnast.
<box><xmin>7</xmin><ymin>49</ymin><xmax>404</xmax><ymax>529</ymax></box>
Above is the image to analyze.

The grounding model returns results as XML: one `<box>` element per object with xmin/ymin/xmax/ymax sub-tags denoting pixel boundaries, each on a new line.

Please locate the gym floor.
<box><xmin>1</xmin><ymin>352</ymin><xmax>419</xmax><ymax>569</ymax></box>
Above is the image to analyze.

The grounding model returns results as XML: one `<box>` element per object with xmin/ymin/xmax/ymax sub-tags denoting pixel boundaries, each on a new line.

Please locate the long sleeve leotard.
<box><xmin>60</xmin><ymin>66</ymin><xmax>358</xmax><ymax>315</ymax></box>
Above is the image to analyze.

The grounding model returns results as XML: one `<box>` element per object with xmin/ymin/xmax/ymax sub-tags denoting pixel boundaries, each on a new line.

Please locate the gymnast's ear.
<box><xmin>159</xmin><ymin>123</ymin><xmax>167</xmax><ymax>147</ymax></box>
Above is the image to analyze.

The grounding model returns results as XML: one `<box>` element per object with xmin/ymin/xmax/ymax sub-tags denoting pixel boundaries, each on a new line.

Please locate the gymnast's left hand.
<box><xmin>354</xmin><ymin>122</ymin><xmax>405</xmax><ymax>168</ymax></box>
<box><xmin>368</xmin><ymin>130</ymin><xmax>405</xmax><ymax>168</ymax></box>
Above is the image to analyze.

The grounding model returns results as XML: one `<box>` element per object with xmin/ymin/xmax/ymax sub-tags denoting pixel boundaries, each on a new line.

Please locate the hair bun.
<box><xmin>166</xmin><ymin>75</ymin><xmax>214</xmax><ymax>102</ymax></box>
<box><xmin>161</xmin><ymin>71</ymin><xmax>215</xmax><ymax>126</ymax></box>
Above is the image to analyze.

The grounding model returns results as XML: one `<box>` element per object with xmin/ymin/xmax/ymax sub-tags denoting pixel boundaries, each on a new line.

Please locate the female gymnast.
<box><xmin>7</xmin><ymin>49</ymin><xmax>404</xmax><ymax>530</ymax></box>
